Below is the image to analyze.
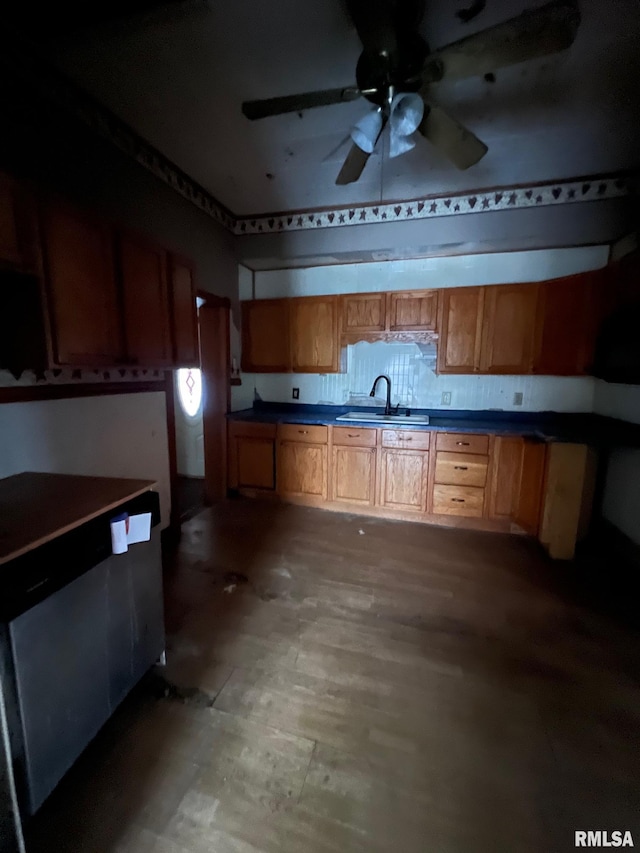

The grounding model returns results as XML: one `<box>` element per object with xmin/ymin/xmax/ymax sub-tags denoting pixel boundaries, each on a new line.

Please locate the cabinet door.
<box><xmin>242</xmin><ymin>299</ymin><xmax>290</xmax><ymax>372</ymax></box>
<box><xmin>237</xmin><ymin>437</ymin><xmax>275</xmax><ymax>490</ymax></box>
<box><xmin>278</xmin><ymin>441</ymin><xmax>327</xmax><ymax>499</ymax></box>
<box><xmin>534</xmin><ymin>275</ymin><xmax>597</xmax><ymax>375</ymax></box>
<box><xmin>120</xmin><ymin>233</ymin><xmax>172</xmax><ymax>366</ymax></box>
<box><xmin>290</xmin><ymin>296</ymin><xmax>340</xmax><ymax>373</ymax></box>
<box><xmin>437</xmin><ymin>287</ymin><xmax>484</xmax><ymax>373</ymax></box>
<box><xmin>43</xmin><ymin>200</ymin><xmax>122</xmax><ymax>366</ymax></box>
<box><xmin>170</xmin><ymin>255</ymin><xmax>199</xmax><ymax>366</ymax></box>
<box><xmin>331</xmin><ymin>445</ymin><xmax>376</xmax><ymax>506</ymax></box>
<box><xmin>488</xmin><ymin>436</ymin><xmax>524</xmax><ymax>520</ymax></box>
<box><xmin>388</xmin><ymin>290</ymin><xmax>438</xmax><ymax>331</ymax></box>
<box><xmin>514</xmin><ymin>440</ymin><xmax>546</xmax><ymax>535</ymax></box>
<box><xmin>341</xmin><ymin>293</ymin><xmax>386</xmax><ymax>333</ymax></box>
<box><xmin>480</xmin><ymin>284</ymin><xmax>540</xmax><ymax>374</ymax></box>
<box><xmin>378</xmin><ymin>449</ymin><xmax>428</xmax><ymax>513</ymax></box>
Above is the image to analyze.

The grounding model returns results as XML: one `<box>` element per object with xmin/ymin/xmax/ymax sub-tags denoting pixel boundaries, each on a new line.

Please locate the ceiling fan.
<box><xmin>241</xmin><ymin>0</ymin><xmax>581</xmax><ymax>185</ymax></box>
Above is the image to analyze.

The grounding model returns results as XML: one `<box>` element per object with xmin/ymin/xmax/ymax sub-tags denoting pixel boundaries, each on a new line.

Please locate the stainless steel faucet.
<box><xmin>369</xmin><ymin>374</ymin><xmax>397</xmax><ymax>416</ymax></box>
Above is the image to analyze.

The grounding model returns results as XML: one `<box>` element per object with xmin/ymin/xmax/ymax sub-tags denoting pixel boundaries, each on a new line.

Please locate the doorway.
<box><xmin>169</xmin><ymin>293</ymin><xmax>231</xmax><ymax>528</ymax></box>
<box><xmin>198</xmin><ymin>293</ymin><xmax>231</xmax><ymax>504</ymax></box>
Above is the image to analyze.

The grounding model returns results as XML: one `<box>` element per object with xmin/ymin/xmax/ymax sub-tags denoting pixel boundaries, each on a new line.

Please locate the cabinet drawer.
<box><xmin>434</xmin><ymin>452</ymin><xmax>488</xmax><ymax>488</ymax></box>
<box><xmin>229</xmin><ymin>421</ymin><xmax>276</xmax><ymax>440</ymax></box>
<box><xmin>381</xmin><ymin>429</ymin><xmax>431</xmax><ymax>450</ymax></box>
<box><xmin>435</xmin><ymin>432</ymin><xmax>489</xmax><ymax>454</ymax></box>
<box><xmin>278</xmin><ymin>423</ymin><xmax>328</xmax><ymax>444</ymax></box>
<box><xmin>432</xmin><ymin>485</ymin><xmax>485</xmax><ymax>517</ymax></box>
<box><xmin>332</xmin><ymin>426</ymin><xmax>377</xmax><ymax>447</ymax></box>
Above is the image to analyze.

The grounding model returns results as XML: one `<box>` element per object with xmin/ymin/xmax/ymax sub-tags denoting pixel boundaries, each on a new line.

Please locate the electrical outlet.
<box><xmin>441</xmin><ymin>392</ymin><xmax>452</xmax><ymax>405</ymax></box>
<box><xmin>292</xmin><ymin>388</ymin><xmax>300</xmax><ymax>400</ymax></box>
<box><xmin>513</xmin><ymin>392</ymin><xmax>523</xmax><ymax>406</ymax></box>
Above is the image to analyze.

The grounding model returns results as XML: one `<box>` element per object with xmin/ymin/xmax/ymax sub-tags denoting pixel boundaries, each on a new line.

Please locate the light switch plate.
<box><xmin>513</xmin><ymin>392</ymin><xmax>523</xmax><ymax>406</ymax></box>
<box><xmin>292</xmin><ymin>388</ymin><xmax>300</xmax><ymax>400</ymax></box>
<box><xmin>441</xmin><ymin>392</ymin><xmax>452</xmax><ymax>405</ymax></box>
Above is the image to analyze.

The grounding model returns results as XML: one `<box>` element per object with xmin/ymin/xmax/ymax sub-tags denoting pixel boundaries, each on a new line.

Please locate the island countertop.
<box><xmin>0</xmin><ymin>472</ymin><xmax>157</xmax><ymax>566</ymax></box>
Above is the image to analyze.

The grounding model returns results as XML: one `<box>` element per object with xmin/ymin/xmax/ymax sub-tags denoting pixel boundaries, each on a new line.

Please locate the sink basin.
<box><xmin>336</xmin><ymin>411</ymin><xmax>430</xmax><ymax>425</ymax></box>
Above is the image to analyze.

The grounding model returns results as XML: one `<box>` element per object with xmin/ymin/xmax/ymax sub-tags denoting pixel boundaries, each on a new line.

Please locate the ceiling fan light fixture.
<box><xmin>389</xmin><ymin>92</ymin><xmax>424</xmax><ymax>137</ymax></box>
<box><xmin>389</xmin><ymin>130</ymin><xmax>416</xmax><ymax>159</ymax></box>
<box><xmin>350</xmin><ymin>107</ymin><xmax>384</xmax><ymax>154</ymax></box>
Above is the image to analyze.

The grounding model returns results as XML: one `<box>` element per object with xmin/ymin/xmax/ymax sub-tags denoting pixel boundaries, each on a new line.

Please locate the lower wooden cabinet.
<box><xmin>277</xmin><ymin>440</ymin><xmax>328</xmax><ymax>500</ymax></box>
<box><xmin>228</xmin><ymin>423</ymin><xmax>276</xmax><ymax>491</ymax></box>
<box><xmin>228</xmin><ymin>422</ymin><xmax>592</xmax><ymax>557</ymax></box>
<box><xmin>331</xmin><ymin>445</ymin><xmax>376</xmax><ymax>506</ymax></box>
<box><xmin>378</xmin><ymin>448</ymin><xmax>429</xmax><ymax>513</ymax></box>
<box><xmin>432</xmin><ymin>484</ymin><xmax>485</xmax><ymax>518</ymax></box>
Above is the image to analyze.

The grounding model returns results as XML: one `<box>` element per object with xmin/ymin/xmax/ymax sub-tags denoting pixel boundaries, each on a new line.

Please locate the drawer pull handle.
<box><xmin>399</xmin><ymin>436</ymin><xmax>412</xmax><ymax>441</ymax></box>
<box><xmin>347</xmin><ymin>433</ymin><xmax>360</xmax><ymax>438</ymax></box>
<box><xmin>454</xmin><ymin>466</ymin><xmax>468</xmax><ymax>471</ymax></box>
<box><xmin>299</xmin><ymin>430</ymin><xmax>309</xmax><ymax>434</ymax></box>
<box><xmin>456</xmin><ymin>441</ymin><xmax>470</xmax><ymax>446</ymax></box>
<box><xmin>451</xmin><ymin>498</ymin><xmax>465</xmax><ymax>503</ymax></box>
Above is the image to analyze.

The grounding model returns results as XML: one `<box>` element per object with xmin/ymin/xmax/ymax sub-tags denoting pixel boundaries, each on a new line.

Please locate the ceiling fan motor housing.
<box><xmin>355</xmin><ymin>33</ymin><xmax>429</xmax><ymax>107</ymax></box>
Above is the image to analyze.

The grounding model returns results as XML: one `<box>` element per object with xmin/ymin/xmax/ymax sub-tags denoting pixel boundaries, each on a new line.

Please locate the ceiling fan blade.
<box><xmin>335</xmin><ymin>143</ymin><xmax>372</xmax><ymax>185</ymax></box>
<box><xmin>419</xmin><ymin>103</ymin><xmax>488</xmax><ymax>170</ymax></box>
<box><xmin>423</xmin><ymin>0</ymin><xmax>580</xmax><ymax>83</ymax></box>
<box><xmin>242</xmin><ymin>86</ymin><xmax>361</xmax><ymax>120</ymax></box>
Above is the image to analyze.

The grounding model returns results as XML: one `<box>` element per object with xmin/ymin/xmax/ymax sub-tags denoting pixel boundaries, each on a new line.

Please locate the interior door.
<box><xmin>200</xmin><ymin>295</ymin><xmax>231</xmax><ymax>503</ymax></box>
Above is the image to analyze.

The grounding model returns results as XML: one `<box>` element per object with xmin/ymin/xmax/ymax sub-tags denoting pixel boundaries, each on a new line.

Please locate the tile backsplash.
<box><xmin>247</xmin><ymin>341</ymin><xmax>596</xmax><ymax>413</ymax></box>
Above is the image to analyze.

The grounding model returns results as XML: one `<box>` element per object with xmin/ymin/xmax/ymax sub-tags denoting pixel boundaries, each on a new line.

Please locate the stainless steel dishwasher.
<box><xmin>1</xmin><ymin>490</ymin><xmax>164</xmax><ymax>817</ymax></box>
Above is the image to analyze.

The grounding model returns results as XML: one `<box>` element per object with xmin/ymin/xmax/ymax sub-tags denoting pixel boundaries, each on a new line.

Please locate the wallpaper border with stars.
<box><xmin>233</xmin><ymin>175</ymin><xmax>631</xmax><ymax>235</ymax></box>
<box><xmin>2</xmin><ymin>39</ymin><xmax>632</xmax><ymax>238</ymax></box>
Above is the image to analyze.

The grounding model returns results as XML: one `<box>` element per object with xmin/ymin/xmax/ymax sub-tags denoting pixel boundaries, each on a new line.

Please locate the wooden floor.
<box><xmin>27</xmin><ymin>500</ymin><xmax>640</xmax><ymax>852</ymax></box>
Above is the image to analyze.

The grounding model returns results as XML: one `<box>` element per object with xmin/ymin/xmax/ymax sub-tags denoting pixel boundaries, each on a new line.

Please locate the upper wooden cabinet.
<box><xmin>169</xmin><ymin>255</ymin><xmax>199</xmax><ymax>367</ymax></box>
<box><xmin>534</xmin><ymin>274</ymin><xmax>599</xmax><ymax>375</ymax></box>
<box><xmin>388</xmin><ymin>290</ymin><xmax>438</xmax><ymax>331</ymax></box>
<box><xmin>341</xmin><ymin>293</ymin><xmax>386</xmax><ymax>333</ymax></box>
<box><xmin>437</xmin><ymin>287</ymin><xmax>484</xmax><ymax>373</ymax></box>
<box><xmin>340</xmin><ymin>289</ymin><xmax>439</xmax><ymax>341</ymax></box>
<box><xmin>0</xmin><ymin>173</ymin><xmax>40</xmax><ymax>274</ymax></box>
<box><xmin>290</xmin><ymin>296</ymin><xmax>340</xmax><ymax>372</ymax></box>
<box><xmin>241</xmin><ymin>299</ymin><xmax>290</xmax><ymax>373</ymax></box>
<box><xmin>42</xmin><ymin>199</ymin><xmax>122</xmax><ymax>366</ymax></box>
<box><xmin>479</xmin><ymin>284</ymin><xmax>540</xmax><ymax>374</ymax></box>
<box><xmin>119</xmin><ymin>233</ymin><xmax>172</xmax><ymax>366</ymax></box>
<box><xmin>0</xmin><ymin>176</ymin><xmax>200</xmax><ymax>373</ymax></box>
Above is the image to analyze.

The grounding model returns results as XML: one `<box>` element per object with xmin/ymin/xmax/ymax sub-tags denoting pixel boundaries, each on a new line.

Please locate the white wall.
<box><xmin>243</xmin><ymin>246</ymin><xmax>609</xmax><ymax>300</ymax></box>
<box><xmin>594</xmin><ymin>382</ymin><xmax>640</xmax><ymax>546</ymax></box>
<box><xmin>0</xmin><ymin>393</ymin><xmax>171</xmax><ymax>529</ymax></box>
<box><xmin>253</xmin><ymin>341</ymin><xmax>595</xmax><ymax>413</ymax></box>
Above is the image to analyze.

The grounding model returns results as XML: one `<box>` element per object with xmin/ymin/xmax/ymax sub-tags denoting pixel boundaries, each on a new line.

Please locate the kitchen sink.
<box><xmin>335</xmin><ymin>411</ymin><xmax>430</xmax><ymax>425</ymax></box>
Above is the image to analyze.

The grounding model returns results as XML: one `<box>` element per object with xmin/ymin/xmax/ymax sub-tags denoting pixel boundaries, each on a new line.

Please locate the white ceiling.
<box><xmin>45</xmin><ymin>0</ymin><xmax>640</xmax><ymax>216</ymax></box>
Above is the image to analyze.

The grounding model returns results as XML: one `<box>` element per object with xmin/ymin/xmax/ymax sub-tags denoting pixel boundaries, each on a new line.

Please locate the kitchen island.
<box><xmin>0</xmin><ymin>473</ymin><xmax>165</xmax><ymax>851</ymax></box>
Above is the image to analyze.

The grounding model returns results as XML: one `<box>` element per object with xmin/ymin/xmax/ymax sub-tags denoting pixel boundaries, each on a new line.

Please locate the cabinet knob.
<box><xmin>454</xmin><ymin>466</ymin><xmax>468</xmax><ymax>471</ymax></box>
<box><xmin>370</xmin><ymin>448</ymin><xmax>375</xmax><ymax>453</ymax></box>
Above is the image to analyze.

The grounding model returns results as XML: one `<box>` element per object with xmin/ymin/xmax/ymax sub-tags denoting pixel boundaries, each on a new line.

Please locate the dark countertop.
<box><xmin>228</xmin><ymin>403</ymin><xmax>640</xmax><ymax>447</ymax></box>
<box><xmin>0</xmin><ymin>473</ymin><xmax>156</xmax><ymax>565</ymax></box>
